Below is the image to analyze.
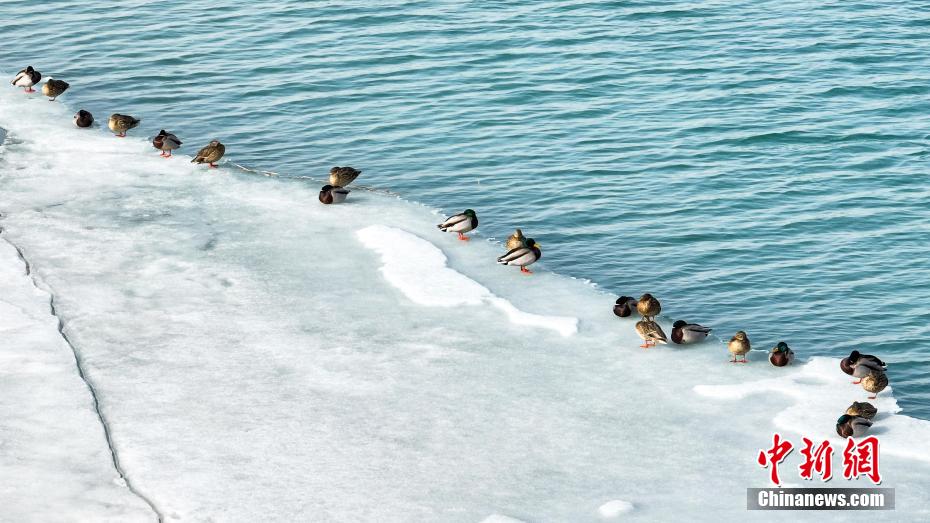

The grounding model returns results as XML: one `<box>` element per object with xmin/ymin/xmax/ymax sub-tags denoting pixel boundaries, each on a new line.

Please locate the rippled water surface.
<box><xmin>2</xmin><ymin>0</ymin><xmax>929</xmax><ymax>417</ymax></box>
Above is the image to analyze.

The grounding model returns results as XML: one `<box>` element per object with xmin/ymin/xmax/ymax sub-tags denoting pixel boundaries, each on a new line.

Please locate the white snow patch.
<box><xmin>598</xmin><ymin>499</ymin><xmax>634</xmax><ymax>518</ymax></box>
<box><xmin>357</xmin><ymin>225</ymin><xmax>578</xmax><ymax>336</ymax></box>
<box><xmin>694</xmin><ymin>357</ymin><xmax>930</xmax><ymax>463</ymax></box>
<box><xmin>479</xmin><ymin>515</ymin><xmax>527</xmax><ymax>523</ymax></box>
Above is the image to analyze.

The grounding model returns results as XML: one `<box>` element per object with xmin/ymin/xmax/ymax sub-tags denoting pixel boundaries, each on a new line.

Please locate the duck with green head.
<box><xmin>768</xmin><ymin>341</ymin><xmax>795</xmax><ymax>367</ymax></box>
<box><xmin>497</xmin><ymin>238</ymin><xmax>541</xmax><ymax>274</ymax></box>
<box><xmin>836</xmin><ymin>414</ymin><xmax>872</xmax><ymax>438</ymax></box>
<box><xmin>437</xmin><ymin>209</ymin><xmax>478</xmax><ymax>241</ymax></box>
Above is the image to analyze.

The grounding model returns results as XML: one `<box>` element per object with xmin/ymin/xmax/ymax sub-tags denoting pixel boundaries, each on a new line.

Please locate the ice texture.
<box><xmin>2</xmin><ymin>78</ymin><xmax>930</xmax><ymax>521</ymax></box>
<box><xmin>0</xmin><ymin>240</ymin><xmax>153</xmax><ymax>520</ymax></box>
<box><xmin>357</xmin><ymin>224</ymin><xmax>578</xmax><ymax>336</ymax></box>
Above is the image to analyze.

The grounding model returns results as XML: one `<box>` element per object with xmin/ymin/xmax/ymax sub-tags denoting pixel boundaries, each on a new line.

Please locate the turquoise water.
<box><xmin>2</xmin><ymin>0</ymin><xmax>928</xmax><ymax>418</ymax></box>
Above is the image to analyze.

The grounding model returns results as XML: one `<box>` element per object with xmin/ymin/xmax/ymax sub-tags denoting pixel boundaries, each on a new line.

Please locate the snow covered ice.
<box><xmin>2</xmin><ymin>79</ymin><xmax>930</xmax><ymax>521</ymax></box>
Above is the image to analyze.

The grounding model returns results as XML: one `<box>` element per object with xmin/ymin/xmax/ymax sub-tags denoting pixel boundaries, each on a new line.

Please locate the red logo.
<box><xmin>843</xmin><ymin>436</ymin><xmax>881</xmax><ymax>484</ymax></box>
<box><xmin>758</xmin><ymin>433</ymin><xmax>881</xmax><ymax>484</ymax></box>
<box><xmin>798</xmin><ymin>437</ymin><xmax>833</xmax><ymax>481</ymax></box>
<box><xmin>757</xmin><ymin>433</ymin><xmax>794</xmax><ymax>485</ymax></box>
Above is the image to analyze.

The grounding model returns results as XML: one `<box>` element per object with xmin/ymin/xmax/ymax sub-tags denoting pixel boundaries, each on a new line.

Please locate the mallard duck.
<box><xmin>329</xmin><ymin>166</ymin><xmax>361</xmax><ymax>188</ymax></box>
<box><xmin>836</xmin><ymin>414</ymin><xmax>873</xmax><ymax>438</ymax></box>
<box><xmin>846</xmin><ymin>401</ymin><xmax>878</xmax><ymax>420</ymax></box>
<box><xmin>11</xmin><ymin>66</ymin><xmax>41</xmax><ymax>93</ymax></box>
<box><xmin>191</xmin><ymin>140</ymin><xmax>225</xmax><ymax>168</ymax></box>
<box><xmin>497</xmin><ymin>238</ymin><xmax>541</xmax><ymax>274</ymax></box>
<box><xmin>728</xmin><ymin>331</ymin><xmax>751</xmax><ymax>363</ymax></box>
<box><xmin>862</xmin><ymin>370</ymin><xmax>888</xmax><ymax>399</ymax></box>
<box><xmin>768</xmin><ymin>341</ymin><xmax>795</xmax><ymax>367</ymax></box>
<box><xmin>636</xmin><ymin>319</ymin><xmax>668</xmax><ymax>348</ymax></box>
<box><xmin>152</xmin><ymin>130</ymin><xmax>182</xmax><ymax>158</ymax></box>
<box><xmin>319</xmin><ymin>185</ymin><xmax>350</xmax><ymax>204</ymax></box>
<box><xmin>636</xmin><ymin>293</ymin><xmax>661</xmax><ymax>321</ymax></box>
<box><xmin>73</xmin><ymin>110</ymin><xmax>94</xmax><ymax>128</ymax></box>
<box><xmin>613</xmin><ymin>296</ymin><xmax>637</xmax><ymax>318</ymax></box>
<box><xmin>506</xmin><ymin>228</ymin><xmax>526</xmax><ymax>250</ymax></box>
<box><xmin>437</xmin><ymin>209</ymin><xmax>478</xmax><ymax>241</ymax></box>
<box><xmin>108</xmin><ymin>114</ymin><xmax>141</xmax><ymax>137</ymax></box>
<box><xmin>41</xmin><ymin>78</ymin><xmax>69</xmax><ymax>101</ymax></box>
<box><xmin>671</xmin><ymin>320</ymin><xmax>711</xmax><ymax>345</ymax></box>
<box><xmin>841</xmin><ymin>350</ymin><xmax>887</xmax><ymax>384</ymax></box>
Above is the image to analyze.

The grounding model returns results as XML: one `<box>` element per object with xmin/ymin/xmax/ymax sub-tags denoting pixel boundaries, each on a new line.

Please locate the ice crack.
<box><xmin>0</xmin><ymin>221</ymin><xmax>164</xmax><ymax>523</ymax></box>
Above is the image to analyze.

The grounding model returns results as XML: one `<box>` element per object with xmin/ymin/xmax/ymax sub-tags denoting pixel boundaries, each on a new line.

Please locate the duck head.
<box><xmin>734</xmin><ymin>331</ymin><xmax>748</xmax><ymax>341</ymax></box>
<box><xmin>772</xmin><ymin>341</ymin><xmax>790</xmax><ymax>353</ymax></box>
<box><xmin>848</xmin><ymin>350</ymin><xmax>861</xmax><ymax>363</ymax></box>
<box><xmin>673</xmin><ymin>320</ymin><xmax>687</xmax><ymax>329</ymax></box>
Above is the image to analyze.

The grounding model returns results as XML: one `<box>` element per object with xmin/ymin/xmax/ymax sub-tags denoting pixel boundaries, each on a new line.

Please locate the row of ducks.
<box><xmin>16</xmin><ymin>65</ymin><xmax>541</xmax><ymax>273</ymax></box>
<box><xmin>622</xmin><ymin>291</ymin><xmax>891</xmax><ymax>436</ymax></box>
<box><xmin>15</xmin><ymin>65</ymin><xmax>893</xmax><ymax>423</ymax></box>
<box><xmin>325</xmin><ymin>193</ymin><xmax>543</xmax><ymax>275</ymax></box>
<box><xmin>616</xmin><ymin>295</ymin><xmax>892</xmax><ymax>395</ymax></box>
<box><xmin>430</xmin><ymin>206</ymin><xmax>893</xmax><ymax>401</ymax></box>
<box><xmin>13</xmin><ymin>66</ymin><xmax>226</xmax><ymax>168</ymax></box>
<box><xmin>437</xmin><ymin>210</ymin><xmax>542</xmax><ymax>273</ymax></box>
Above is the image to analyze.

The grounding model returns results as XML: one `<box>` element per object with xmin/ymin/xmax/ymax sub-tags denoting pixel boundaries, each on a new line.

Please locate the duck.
<box><xmin>506</xmin><ymin>228</ymin><xmax>526</xmax><ymax>250</ymax></box>
<box><xmin>671</xmin><ymin>320</ymin><xmax>712</xmax><ymax>345</ymax></box>
<box><xmin>846</xmin><ymin>401</ymin><xmax>878</xmax><ymax>420</ymax></box>
<box><xmin>841</xmin><ymin>350</ymin><xmax>887</xmax><ymax>384</ymax></box>
<box><xmin>319</xmin><ymin>185</ymin><xmax>350</xmax><ymax>204</ymax></box>
<box><xmin>613</xmin><ymin>296</ymin><xmax>637</xmax><ymax>318</ymax></box>
<box><xmin>11</xmin><ymin>66</ymin><xmax>41</xmax><ymax>93</ymax></box>
<box><xmin>497</xmin><ymin>238</ymin><xmax>541</xmax><ymax>274</ymax></box>
<box><xmin>862</xmin><ymin>370</ymin><xmax>888</xmax><ymax>400</ymax></box>
<box><xmin>191</xmin><ymin>140</ymin><xmax>226</xmax><ymax>168</ymax></box>
<box><xmin>329</xmin><ymin>166</ymin><xmax>361</xmax><ymax>188</ymax></box>
<box><xmin>73</xmin><ymin>110</ymin><xmax>94</xmax><ymax>128</ymax></box>
<box><xmin>41</xmin><ymin>78</ymin><xmax>69</xmax><ymax>101</ymax></box>
<box><xmin>437</xmin><ymin>209</ymin><xmax>478</xmax><ymax>241</ymax></box>
<box><xmin>836</xmin><ymin>414</ymin><xmax>873</xmax><ymax>438</ymax></box>
<box><xmin>636</xmin><ymin>293</ymin><xmax>661</xmax><ymax>321</ymax></box>
<box><xmin>152</xmin><ymin>130</ymin><xmax>182</xmax><ymax>158</ymax></box>
<box><xmin>108</xmin><ymin>114</ymin><xmax>141</xmax><ymax>137</ymax></box>
<box><xmin>728</xmin><ymin>331</ymin><xmax>751</xmax><ymax>363</ymax></box>
<box><xmin>635</xmin><ymin>319</ymin><xmax>668</xmax><ymax>348</ymax></box>
<box><xmin>768</xmin><ymin>341</ymin><xmax>795</xmax><ymax>367</ymax></box>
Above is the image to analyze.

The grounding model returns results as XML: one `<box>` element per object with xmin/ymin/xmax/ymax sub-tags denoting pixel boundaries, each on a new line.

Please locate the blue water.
<box><xmin>2</xmin><ymin>0</ymin><xmax>928</xmax><ymax>418</ymax></box>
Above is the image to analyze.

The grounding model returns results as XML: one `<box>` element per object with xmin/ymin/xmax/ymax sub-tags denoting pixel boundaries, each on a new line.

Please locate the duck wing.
<box><xmin>497</xmin><ymin>246</ymin><xmax>532</xmax><ymax>264</ymax></box>
<box><xmin>685</xmin><ymin>324</ymin><xmax>712</xmax><ymax>333</ymax></box>
<box><xmin>437</xmin><ymin>213</ymin><xmax>467</xmax><ymax>229</ymax></box>
<box><xmin>863</xmin><ymin>355</ymin><xmax>886</xmax><ymax>369</ymax></box>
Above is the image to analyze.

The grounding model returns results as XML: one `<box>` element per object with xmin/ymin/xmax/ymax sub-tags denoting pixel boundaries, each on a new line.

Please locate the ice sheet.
<box><xmin>2</xmin><ymin>77</ymin><xmax>930</xmax><ymax>522</ymax></box>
